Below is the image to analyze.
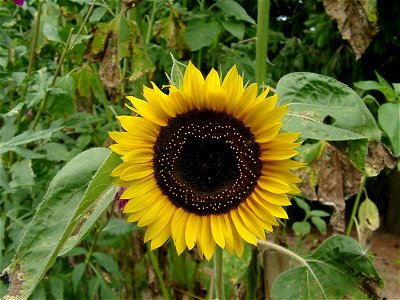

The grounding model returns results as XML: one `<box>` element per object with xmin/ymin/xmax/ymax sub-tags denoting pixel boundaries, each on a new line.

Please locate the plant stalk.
<box><xmin>346</xmin><ymin>176</ymin><xmax>367</xmax><ymax>236</ymax></box>
<box><xmin>147</xmin><ymin>246</ymin><xmax>170</xmax><ymax>300</ymax></box>
<box><xmin>32</xmin><ymin>28</ymin><xmax>74</xmax><ymax>130</ymax></box>
<box><xmin>213</xmin><ymin>246</ymin><xmax>225</xmax><ymax>300</ymax></box>
<box><xmin>255</xmin><ymin>0</ymin><xmax>270</xmax><ymax>87</ymax></box>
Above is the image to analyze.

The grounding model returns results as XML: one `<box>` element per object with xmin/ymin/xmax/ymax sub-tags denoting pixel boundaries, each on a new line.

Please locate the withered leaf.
<box><xmin>323</xmin><ymin>0</ymin><xmax>379</xmax><ymax>59</ymax></box>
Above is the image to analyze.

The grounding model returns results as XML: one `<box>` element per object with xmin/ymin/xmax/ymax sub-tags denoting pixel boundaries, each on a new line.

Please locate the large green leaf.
<box><xmin>276</xmin><ymin>72</ymin><xmax>381</xmax><ymax>141</ymax></box>
<box><xmin>378</xmin><ymin>102</ymin><xmax>400</xmax><ymax>156</ymax></box>
<box><xmin>2</xmin><ymin>148</ymin><xmax>120</xmax><ymax>300</ymax></box>
<box><xmin>272</xmin><ymin>235</ymin><xmax>383</xmax><ymax>299</ymax></box>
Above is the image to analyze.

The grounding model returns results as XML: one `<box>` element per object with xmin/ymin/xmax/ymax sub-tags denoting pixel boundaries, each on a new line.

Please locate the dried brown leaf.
<box><xmin>323</xmin><ymin>0</ymin><xmax>379</xmax><ymax>59</ymax></box>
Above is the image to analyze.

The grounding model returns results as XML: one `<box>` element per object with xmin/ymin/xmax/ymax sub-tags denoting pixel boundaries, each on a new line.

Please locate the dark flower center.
<box><xmin>153</xmin><ymin>109</ymin><xmax>262</xmax><ymax>215</ymax></box>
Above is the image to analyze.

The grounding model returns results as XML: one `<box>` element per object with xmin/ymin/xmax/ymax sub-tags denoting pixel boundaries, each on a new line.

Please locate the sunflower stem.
<box><xmin>213</xmin><ymin>246</ymin><xmax>225</xmax><ymax>300</ymax></box>
<box><xmin>255</xmin><ymin>0</ymin><xmax>270</xmax><ymax>87</ymax></box>
<box><xmin>346</xmin><ymin>176</ymin><xmax>367</xmax><ymax>236</ymax></box>
<box><xmin>147</xmin><ymin>246</ymin><xmax>170</xmax><ymax>300</ymax></box>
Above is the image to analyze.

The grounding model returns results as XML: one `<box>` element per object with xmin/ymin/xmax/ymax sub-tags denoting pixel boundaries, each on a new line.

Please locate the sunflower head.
<box><xmin>109</xmin><ymin>62</ymin><xmax>304</xmax><ymax>260</ymax></box>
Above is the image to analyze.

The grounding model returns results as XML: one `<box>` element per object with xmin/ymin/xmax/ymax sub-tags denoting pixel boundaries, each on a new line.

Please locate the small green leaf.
<box><xmin>358</xmin><ymin>197</ymin><xmax>380</xmax><ymax>231</ymax></box>
<box><xmin>184</xmin><ymin>19</ymin><xmax>221</xmax><ymax>51</ymax></box>
<box><xmin>292</xmin><ymin>221</ymin><xmax>311</xmax><ymax>236</ymax></box>
<box><xmin>311</xmin><ymin>217</ymin><xmax>327</xmax><ymax>235</ymax></box>
<box><xmin>378</xmin><ymin>103</ymin><xmax>400</xmax><ymax>156</ymax></box>
<box><xmin>310</xmin><ymin>210</ymin><xmax>331</xmax><ymax>217</ymax></box>
<box><xmin>49</xmin><ymin>276</ymin><xmax>64</xmax><ymax>300</ymax></box>
<box><xmin>10</xmin><ymin>159</ymin><xmax>35</xmax><ymax>188</ymax></box>
<box><xmin>169</xmin><ymin>54</ymin><xmax>187</xmax><ymax>88</ymax></box>
<box><xmin>43</xmin><ymin>23</ymin><xmax>63</xmax><ymax>43</ymax></box>
<box><xmin>216</xmin><ymin>0</ymin><xmax>255</xmax><ymax>24</ymax></box>
<box><xmin>102</xmin><ymin>218</ymin><xmax>135</xmax><ymax>236</ymax></box>
<box><xmin>72</xmin><ymin>263</ymin><xmax>86</xmax><ymax>294</ymax></box>
<box><xmin>293</xmin><ymin>197</ymin><xmax>310</xmax><ymax>214</ymax></box>
<box><xmin>92</xmin><ymin>252</ymin><xmax>123</xmax><ymax>278</ymax></box>
<box><xmin>38</xmin><ymin>143</ymin><xmax>71</xmax><ymax>162</ymax></box>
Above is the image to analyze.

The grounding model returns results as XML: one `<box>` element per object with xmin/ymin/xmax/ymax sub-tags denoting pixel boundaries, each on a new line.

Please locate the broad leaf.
<box><xmin>2</xmin><ymin>148</ymin><xmax>119</xmax><ymax>300</ymax></box>
<box><xmin>277</xmin><ymin>72</ymin><xmax>381</xmax><ymax>172</ymax></box>
<box><xmin>184</xmin><ymin>19</ymin><xmax>221</xmax><ymax>51</ymax></box>
<box><xmin>272</xmin><ymin>235</ymin><xmax>383</xmax><ymax>299</ymax></box>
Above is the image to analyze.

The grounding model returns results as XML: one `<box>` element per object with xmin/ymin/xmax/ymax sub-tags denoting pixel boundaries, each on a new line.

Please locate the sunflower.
<box><xmin>109</xmin><ymin>62</ymin><xmax>304</xmax><ymax>260</ymax></box>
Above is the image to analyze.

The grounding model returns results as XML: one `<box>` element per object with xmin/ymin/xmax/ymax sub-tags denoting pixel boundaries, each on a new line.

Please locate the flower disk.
<box><xmin>109</xmin><ymin>62</ymin><xmax>304</xmax><ymax>260</ymax></box>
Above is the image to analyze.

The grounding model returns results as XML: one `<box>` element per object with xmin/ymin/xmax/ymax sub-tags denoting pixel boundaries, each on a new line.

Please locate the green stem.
<box><xmin>147</xmin><ymin>246</ymin><xmax>170</xmax><ymax>300</ymax></box>
<box><xmin>255</xmin><ymin>0</ymin><xmax>270</xmax><ymax>87</ymax></box>
<box><xmin>145</xmin><ymin>0</ymin><xmax>158</xmax><ymax>44</ymax></box>
<box><xmin>69</xmin><ymin>0</ymin><xmax>97</xmax><ymax>50</ymax></box>
<box><xmin>32</xmin><ymin>28</ymin><xmax>74</xmax><ymax>130</ymax></box>
<box><xmin>346</xmin><ymin>176</ymin><xmax>367</xmax><ymax>236</ymax></box>
<box><xmin>213</xmin><ymin>246</ymin><xmax>225</xmax><ymax>300</ymax></box>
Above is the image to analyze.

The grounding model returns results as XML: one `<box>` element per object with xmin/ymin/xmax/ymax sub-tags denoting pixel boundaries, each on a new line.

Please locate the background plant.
<box><xmin>1</xmin><ymin>0</ymin><xmax>399</xmax><ymax>299</ymax></box>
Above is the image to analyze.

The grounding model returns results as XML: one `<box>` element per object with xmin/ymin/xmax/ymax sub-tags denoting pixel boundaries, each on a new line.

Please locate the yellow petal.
<box><xmin>200</xmin><ymin>215</ymin><xmax>216</xmax><ymax>260</ymax></box>
<box><xmin>183</xmin><ymin>62</ymin><xmax>205</xmax><ymax>109</ymax></box>
<box><xmin>171</xmin><ymin>208</ymin><xmax>189</xmax><ymax>255</ymax></box>
<box><xmin>237</xmin><ymin>205</ymin><xmax>266</xmax><ymax>240</ymax></box>
<box><xmin>122</xmin><ymin>148</ymin><xmax>154</xmax><ymax>163</ymax></box>
<box><xmin>260</xmin><ymin>149</ymin><xmax>299</xmax><ymax>161</ymax></box>
<box><xmin>126</xmin><ymin>96</ymin><xmax>168</xmax><ymax>126</ymax></box>
<box><xmin>120</xmin><ymin>164</ymin><xmax>153</xmax><ymax>181</ymax></box>
<box><xmin>210</xmin><ymin>214</ymin><xmax>225</xmax><ymax>248</ymax></box>
<box><xmin>185</xmin><ymin>214</ymin><xmax>201</xmax><ymax>250</ymax></box>
<box><xmin>150</xmin><ymin>222</ymin><xmax>171</xmax><ymax>250</ymax></box>
<box><xmin>254</xmin><ymin>187</ymin><xmax>292</xmax><ymax>206</ymax></box>
<box><xmin>137</xmin><ymin>197</ymin><xmax>168</xmax><ymax>227</ymax></box>
<box><xmin>144</xmin><ymin>201</ymin><xmax>175</xmax><ymax>242</ymax></box>
<box><xmin>229</xmin><ymin>210</ymin><xmax>257</xmax><ymax>245</ymax></box>
<box><xmin>257</xmin><ymin>176</ymin><xmax>292</xmax><ymax>194</ymax></box>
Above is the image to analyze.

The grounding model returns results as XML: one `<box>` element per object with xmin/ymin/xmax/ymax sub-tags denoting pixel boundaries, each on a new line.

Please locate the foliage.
<box><xmin>1</xmin><ymin>0</ymin><xmax>398</xmax><ymax>299</ymax></box>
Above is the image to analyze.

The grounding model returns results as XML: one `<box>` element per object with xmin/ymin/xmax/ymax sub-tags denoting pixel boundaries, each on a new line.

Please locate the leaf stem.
<box><xmin>147</xmin><ymin>246</ymin><xmax>170</xmax><ymax>300</ymax></box>
<box><xmin>32</xmin><ymin>28</ymin><xmax>74</xmax><ymax>130</ymax></box>
<box><xmin>213</xmin><ymin>246</ymin><xmax>225</xmax><ymax>300</ymax></box>
<box><xmin>258</xmin><ymin>240</ymin><xmax>327</xmax><ymax>299</ymax></box>
<box><xmin>145</xmin><ymin>0</ymin><xmax>158</xmax><ymax>44</ymax></box>
<box><xmin>255</xmin><ymin>0</ymin><xmax>270</xmax><ymax>87</ymax></box>
<box><xmin>346</xmin><ymin>176</ymin><xmax>367</xmax><ymax>236</ymax></box>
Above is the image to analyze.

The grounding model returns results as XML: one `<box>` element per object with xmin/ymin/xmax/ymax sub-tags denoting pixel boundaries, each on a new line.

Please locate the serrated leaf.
<box><xmin>378</xmin><ymin>103</ymin><xmax>400</xmax><ymax>156</ymax></box>
<box><xmin>272</xmin><ymin>235</ymin><xmax>383</xmax><ymax>299</ymax></box>
<box><xmin>2</xmin><ymin>148</ymin><xmax>119</xmax><ymax>300</ymax></box>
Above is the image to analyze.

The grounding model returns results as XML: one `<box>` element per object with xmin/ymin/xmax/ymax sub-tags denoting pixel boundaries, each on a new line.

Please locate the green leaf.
<box><xmin>220</xmin><ymin>18</ymin><xmax>245</xmax><ymax>40</ymax></box>
<box><xmin>272</xmin><ymin>235</ymin><xmax>383</xmax><ymax>299</ymax></box>
<box><xmin>276</xmin><ymin>72</ymin><xmax>381</xmax><ymax>141</ymax></box>
<box><xmin>43</xmin><ymin>23</ymin><xmax>63</xmax><ymax>43</ymax></box>
<box><xmin>311</xmin><ymin>217</ymin><xmax>327</xmax><ymax>235</ymax></box>
<box><xmin>102</xmin><ymin>218</ymin><xmax>135</xmax><ymax>236</ymax></box>
<box><xmin>292</xmin><ymin>221</ymin><xmax>311</xmax><ymax>236</ymax></box>
<box><xmin>49</xmin><ymin>276</ymin><xmax>64</xmax><ymax>300</ymax></box>
<box><xmin>293</xmin><ymin>197</ymin><xmax>310</xmax><ymax>214</ymax></box>
<box><xmin>10</xmin><ymin>159</ymin><xmax>35</xmax><ymax>188</ymax></box>
<box><xmin>310</xmin><ymin>210</ymin><xmax>331</xmax><ymax>217</ymax></box>
<box><xmin>72</xmin><ymin>263</ymin><xmax>86</xmax><ymax>294</ymax></box>
<box><xmin>358</xmin><ymin>197</ymin><xmax>380</xmax><ymax>231</ymax></box>
<box><xmin>184</xmin><ymin>19</ymin><xmax>221</xmax><ymax>51</ymax></box>
<box><xmin>216</xmin><ymin>0</ymin><xmax>255</xmax><ymax>24</ymax></box>
<box><xmin>378</xmin><ymin>103</ymin><xmax>400</xmax><ymax>156</ymax></box>
<box><xmin>296</xmin><ymin>141</ymin><xmax>325</xmax><ymax>163</ymax></box>
<box><xmin>223</xmin><ymin>243</ymin><xmax>252</xmax><ymax>284</ymax></box>
<box><xmin>38</xmin><ymin>143</ymin><xmax>71</xmax><ymax>162</ymax></box>
<box><xmin>169</xmin><ymin>54</ymin><xmax>187</xmax><ymax>88</ymax></box>
<box><xmin>2</xmin><ymin>148</ymin><xmax>119</xmax><ymax>300</ymax></box>
<box><xmin>0</xmin><ymin>127</ymin><xmax>63</xmax><ymax>155</ymax></box>
<box><xmin>92</xmin><ymin>252</ymin><xmax>123</xmax><ymax>278</ymax></box>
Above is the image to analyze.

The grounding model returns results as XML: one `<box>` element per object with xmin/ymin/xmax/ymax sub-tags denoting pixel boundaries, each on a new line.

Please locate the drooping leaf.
<box><xmin>2</xmin><ymin>148</ymin><xmax>119</xmax><ymax>300</ymax></box>
<box><xmin>272</xmin><ymin>235</ymin><xmax>383</xmax><ymax>299</ymax></box>
<box><xmin>168</xmin><ymin>54</ymin><xmax>187</xmax><ymax>88</ymax></box>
